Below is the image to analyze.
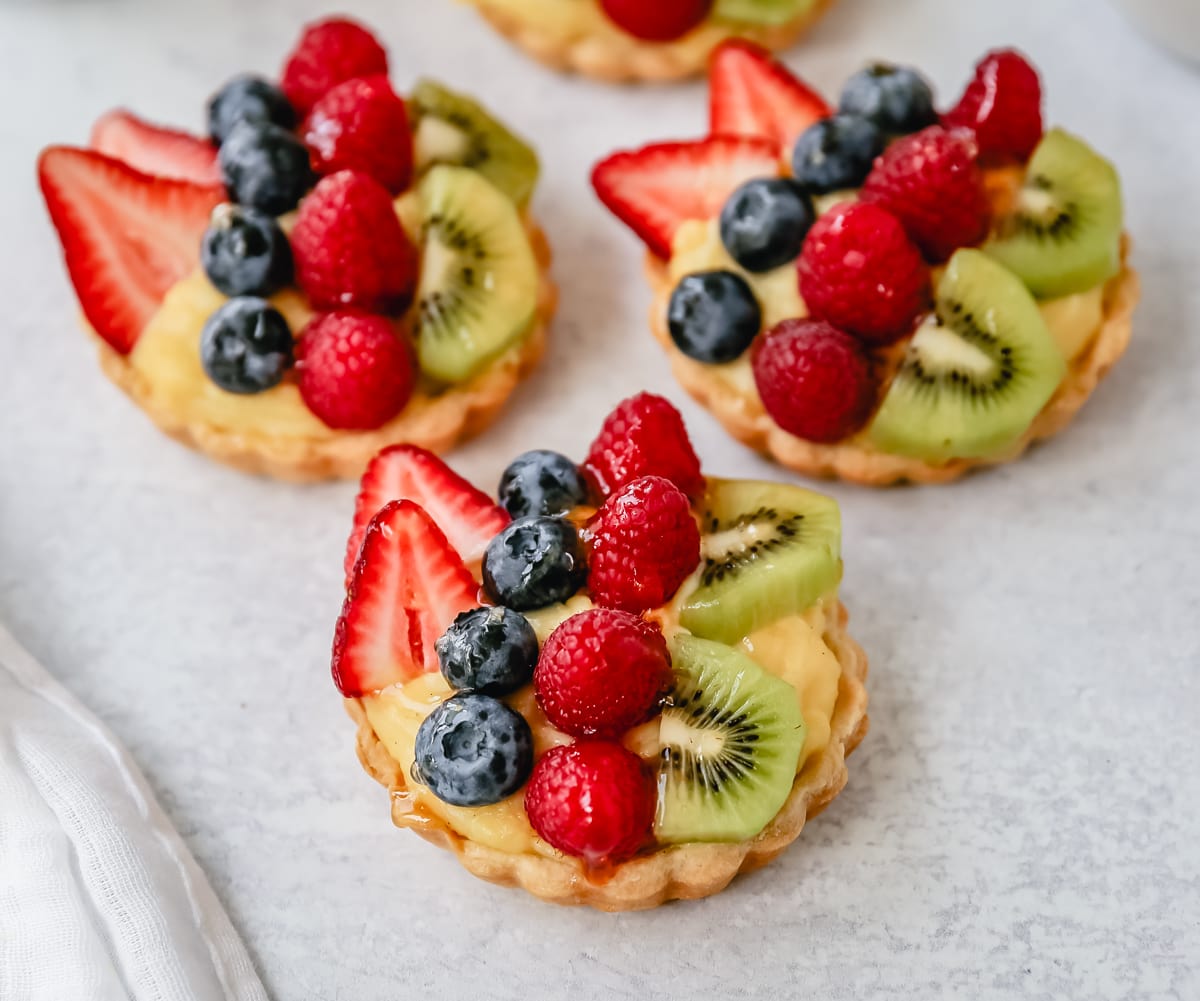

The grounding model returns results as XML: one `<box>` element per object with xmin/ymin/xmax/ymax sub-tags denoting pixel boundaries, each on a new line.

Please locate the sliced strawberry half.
<box><xmin>90</xmin><ymin>110</ymin><xmax>221</xmax><ymax>185</ymax></box>
<box><xmin>591</xmin><ymin>136</ymin><xmax>780</xmax><ymax>258</ymax></box>
<box><xmin>38</xmin><ymin>147</ymin><xmax>224</xmax><ymax>355</ymax></box>
<box><xmin>709</xmin><ymin>41</ymin><xmax>832</xmax><ymax>158</ymax></box>
<box><xmin>333</xmin><ymin>500</ymin><xmax>481</xmax><ymax>697</ymax></box>
<box><xmin>343</xmin><ymin>445</ymin><xmax>509</xmax><ymax>583</ymax></box>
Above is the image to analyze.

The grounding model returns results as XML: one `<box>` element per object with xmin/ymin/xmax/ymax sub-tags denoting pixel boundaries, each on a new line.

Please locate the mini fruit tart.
<box><xmin>594</xmin><ymin>44</ymin><xmax>1139</xmax><ymax>485</ymax></box>
<box><xmin>461</xmin><ymin>0</ymin><xmax>833</xmax><ymax>82</ymax></box>
<box><xmin>333</xmin><ymin>393</ymin><xmax>868</xmax><ymax>910</ymax></box>
<box><xmin>38</xmin><ymin>16</ymin><xmax>554</xmax><ymax>481</ymax></box>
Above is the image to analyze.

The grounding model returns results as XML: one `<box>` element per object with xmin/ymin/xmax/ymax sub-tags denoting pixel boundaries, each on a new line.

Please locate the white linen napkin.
<box><xmin>0</xmin><ymin>624</ymin><xmax>269</xmax><ymax>1001</ymax></box>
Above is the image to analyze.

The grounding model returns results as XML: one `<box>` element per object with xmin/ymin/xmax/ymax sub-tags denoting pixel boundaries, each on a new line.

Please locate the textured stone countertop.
<box><xmin>1</xmin><ymin>0</ymin><xmax>1197</xmax><ymax>998</ymax></box>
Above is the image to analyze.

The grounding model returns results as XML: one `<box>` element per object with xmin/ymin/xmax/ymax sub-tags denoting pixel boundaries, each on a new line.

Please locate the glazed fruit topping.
<box><xmin>217</xmin><ymin>120</ymin><xmax>313</xmax><ymax>216</ymax></box>
<box><xmin>943</xmin><ymin>49</ymin><xmax>1043</xmax><ymax>164</ymax></box>
<box><xmin>89</xmin><ymin>110</ymin><xmax>220</xmax><ymax>185</ymax></box>
<box><xmin>201</xmin><ymin>204</ymin><xmax>293</xmax><ymax>298</ymax></box>
<box><xmin>295</xmin><ymin>311</ymin><xmax>415</xmax><ymax>431</ymax></box>
<box><xmin>280</xmin><ymin>16</ymin><xmax>389</xmax><ymax>115</ymax></box>
<box><xmin>524</xmin><ymin>742</ymin><xmax>656</xmax><ymax>866</ymax></box>
<box><xmin>199</xmin><ymin>297</ymin><xmax>294</xmax><ymax>394</ymax></box>
<box><xmin>718</xmin><ymin>177</ymin><xmax>815</xmax><ymax>273</ymax></box>
<box><xmin>436</xmin><ymin>606</ymin><xmax>539</xmax><ymax>696</ymax></box>
<box><xmin>583</xmin><ymin>392</ymin><xmax>704</xmax><ymax>498</ymax></box>
<box><xmin>482</xmin><ymin>516</ymin><xmax>588</xmax><ymax>612</ymax></box>
<box><xmin>207</xmin><ymin>75</ymin><xmax>296</xmax><ymax>147</ymax></box>
<box><xmin>497</xmin><ymin>450</ymin><xmax>590</xmax><ymax>520</ymax></box>
<box><xmin>838</xmin><ymin>62</ymin><xmax>937</xmax><ymax>136</ymax></box>
<box><xmin>667</xmin><ymin>270</ymin><xmax>762</xmax><ymax>365</ymax></box>
<box><xmin>599</xmin><ymin>0</ymin><xmax>712</xmax><ymax>41</ymax></box>
<box><xmin>588</xmin><ymin>475</ymin><xmax>701</xmax><ymax>614</ymax></box>
<box><xmin>791</xmin><ymin>113</ymin><xmax>885</xmax><ymax>194</ymax></box>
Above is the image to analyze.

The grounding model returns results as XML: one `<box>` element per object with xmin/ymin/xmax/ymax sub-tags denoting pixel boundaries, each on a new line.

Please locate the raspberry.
<box><xmin>296</xmin><ymin>311</ymin><xmax>415</xmax><ymax>430</ymax></box>
<box><xmin>524</xmin><ymin>742</ymin><xmax>656</xmax><ymax>866</ymax></box>
<box><xmin>584</xmin><ymin>393</ymin><xmax>704</xmax><ymax>498</ymax></box>
<box><xmin>599</xmin><ymin>0</ymin><xmax>712</xmax><ymax>41</ymax></box>
<box><xmin>751</xmin><ymin>318</ymin><xmax>877</xmax><ymax>443</ymax></box>
<box><xmin>859</xmin><ymin>125</ymin><xmax>991</xmax><ymax>263</ymax></box>
<box><xmin>797</xmin><ymin>202</ymin><xmax>928</xmax><ymax>344</ymax></box>
<box><xmin>303</xmin><ymin>76</ymin><xmax>413</xmax><ymax>194</ymax></box>
<box><xmin>588</xmin><ymin>476</ymin><xmax>700</xmax><ymax>613</ymax></box>
<box><xmin>281</xmin><ymin>16</ymin><xmax>389</xmax><ymax>115</ymax></box>
<box><xmin>291</xmin><ymin>170</ymin><xmax>418</xmax><ymax>314</ymax></box>
<box><xmin>535</xmin><ymin>608</ymin><xmax>672</xmax><ymax>738</ymax></box>
<box><xmin>943</xmin><ymin>49</ymin><xmax>1043</xmax><ymax>164</ymax></box>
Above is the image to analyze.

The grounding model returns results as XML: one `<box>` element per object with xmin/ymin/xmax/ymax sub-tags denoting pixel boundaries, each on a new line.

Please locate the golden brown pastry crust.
<box><xmin>647</xmin><ymin>240</ymin><xmax>1139</xmax><ymax>485</ymax></box>
<box><xmin>469</xmin><ymin>0</ymin><xmax>834</xmax><ymax>83</ymax></box>
<box><xmin>348</xmin><ymin>600</ymin><xmax>868</xmax><ymax>911</ymax></box>
<box><xmin>90</xmin><ymin>225</ymin><xmax>556</xmax><ymax>483</ymax></box>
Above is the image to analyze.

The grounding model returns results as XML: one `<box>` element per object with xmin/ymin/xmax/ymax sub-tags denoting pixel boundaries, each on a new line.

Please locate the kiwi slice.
<box><xmin>679</xmin><ymin>479</ymin><xmax>841</xmax><ymax>646</ymax></box>
<box><xmin>714</xmin><ymin>0</ymin><xmax>818</xmax><ymax>26</ymax></box>
<box><xmin>410</xmin><ymin>79</ymin><xmax>539</xmax><ymax>209</ymax></box>
<box><xmin>656</xmin><ymin>634</ymin><xmax>806</xmax><ymax>844</ymax></box>
<box><xmin>984</xmin><ymin>128</ymin><xmax>1123</xmax><ymax>298</ymax></box>
<box><xmin>868</xmin><ymin>248</ymin><xmax>1067</xmax><ymax>462</ymax></box>
<box><xmin>414</xmin><ymin>165</ymin><xmax>539</xmax><ymax>384</ymax></box>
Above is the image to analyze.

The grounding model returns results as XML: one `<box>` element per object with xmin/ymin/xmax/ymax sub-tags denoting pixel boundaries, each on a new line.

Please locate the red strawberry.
<box><xmin>583</xmin><ymin>392</ymin><xmax>704</xmax><ymax>498</ymax></box>
<box><xmin>708</xmin><ymin>41</ymin><xmax>832</xmax><ymax>158</ymax></box>
<box><xmin>524</xmin><ymin>742</ymin><xmax>656</xmax><ymax>866</ymax></box>
<box><xmin>344</xmin><ymin>445</ymin><xmax>510</xmax><ymax>583</ymax></box>
<box><xmin>89</xmin><ymin>110</ymin><xmax>220</xmax><ymax>185</ymax></box>
<box><xmin>37</xmin><ymin>146</ymin><xmax>224</xmax><ymax>355</ymax></box>
<box><xmin>290</xmin><ymin>170</ymin><xmax>418</xmax><ymax>313</ymax></box>
<box><xmin>588</xmin><ymin>476</ymin><xmax>700</xmax><ymax>613</ymax></box>
<box><xmin>859</xmin><ymin>125</ymin><xmax>991</xmax><ymax>262</ymax></box>
<box><xmin>281</xmin><ymin>16</ymin><xmax>389</xmax><ymax>115</ymax></box>
<box><xmin>751</xmin><ymin>318</ymin><xmax>877</xmax><ymax>443</ymax></box>
<box><xmin>332</xmin><ymin>500</ymin><xmax>479</xmax><ymax>697</ymax></box>
<box><xmin>592</xmin><ymin>136</ymin><xmax>780</xmax><ymax>258</ymax></box>
<box><xmin>943</xmin><ymin>49</ymin><xmax>1043</xmax><ymax>164</ymax></box>
<box><xmin>303</xmin><ymin>75</ymin><xmax>413</xmax><ymax>194</ymax></box>
<box><xmin>599</xmin><ymin>0</ymin><xmax>711</xmax><ymax>41</ymax></box>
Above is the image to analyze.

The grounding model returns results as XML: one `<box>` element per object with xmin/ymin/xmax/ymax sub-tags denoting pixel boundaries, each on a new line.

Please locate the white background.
<box><xmin>2</xmin><ymin>0</ymin><xmax>1198</xmax><ymax>998</ymax></box>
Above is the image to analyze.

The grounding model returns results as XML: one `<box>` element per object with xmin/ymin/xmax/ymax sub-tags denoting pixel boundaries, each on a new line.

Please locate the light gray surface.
<box><xmin>2</xmin><ymin>0</ymin><xmax>1198</xmax><ymax>998</ymax></box>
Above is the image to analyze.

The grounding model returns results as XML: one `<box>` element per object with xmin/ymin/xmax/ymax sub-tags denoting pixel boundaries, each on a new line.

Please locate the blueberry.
<box><xmin>199</xmin><ymin>297</ymin><xmax>294</xmax><ymax>394</ymax></box>
<box><xmin>667</xmin><ymin>271</ymin><xmax>762</xmax><ymax>364</ymax></box>
<box><xmin>218</xmin><ymin>121</ymin><xmax>312</xmax><ymax>215</ymax></box>
<box><xmin>839</xmin><ymin>63</ymin><xmax>936</xmax><ymax>136</ymax></box>
<box><xmin>207</xmin><ymin>75</ymin><xmax>296</xmax><ymax>147</ymax></box>
<box><xmin>791</xmin><ymin>114</ymin><xmax>886</xmax><ymax>194</ymax></box>
<box><xmin>201</xmin><ymin>204</ymin><xmax>293</xmax><ymax>298</ymax></box>
<box><xmin>412</xmin><ymin>694</ymin><xmax>533</xmax><ymax>807</ymax></box>
<box><xmin>482</xmin><ymin>516</ymin><xmax>587</xmax><ymax>611</ymax></box>
<box><xmin>436</xmin><ymin>606</ymin><xmax>539</xmax><ymax>695</ymax></box>
<box><xmin>498</xmin><ymin>450</ymin><xmax>589</xmax><ymax>519</ymax></box>
<box><xmin>719</xmin><ymin>178</ymin><xmax>815</xmax><ymax>273</ymax></box>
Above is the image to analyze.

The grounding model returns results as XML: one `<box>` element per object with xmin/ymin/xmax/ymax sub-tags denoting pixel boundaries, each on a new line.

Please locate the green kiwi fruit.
<box><xmin>679</xmin><ymin>479</ymin><xmax>841</xmax><ymax>646</ymax></box>
<box><xmin>984</xmin><ymin>128</ymin><xmax>1123</xmax><ymax>298</ymax></box>
<box><xmin>867</xmin><ymin>248</ymin><xmax>1067</xmax><ymax>462</ymax></box>
<box><xmin>713</xmin><ymin>0</ymin><xmax>818</xmax><ymax>26</ymax></box>
<box><xmin>414</xmin><ymin>165</ymin><xmax>539</xmax><ymax>384</ymax></box>
<box><xmin>410</xmin><ymin>79</ymin><xmax>539</xmax><ymax>209</ymax></box>
<box><xmin>655</xmin><ymin>633</ymin><xmax>806</xmax><ymax>844</ymax></box>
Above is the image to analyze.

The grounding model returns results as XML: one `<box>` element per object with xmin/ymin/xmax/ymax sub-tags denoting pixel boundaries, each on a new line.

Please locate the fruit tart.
<box><xmin>594</xmin><ymin>44</ymin><xmax>1139</xmax><ymax>485</ymax></box>
<box><xmin>460</xmin><ymin>0</ymin><xmax>834</xmax><ymax>82</ymax></box>
<box><xmin>333</xmin><ymin>393</ymin><xmax>868</xmax><ymax>910</ymax></box>
<box><xmin>38</xmin><ymin>16</ymin><xmax>554</xmax><ymax>482</ymax></box>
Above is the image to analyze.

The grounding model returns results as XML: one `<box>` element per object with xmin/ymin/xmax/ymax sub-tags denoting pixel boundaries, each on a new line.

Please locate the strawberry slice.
<box><xmin>591</xmin><ymin>136</ymin><xmax>780</xmax><ymax>258</ymax></box>
<box><xmin>709</xmin><ymin>41</ymin><xmax>832</xmax><ymax>158</ymax></box>
<box><xmin>344</xmin><ymin>445</ymin><xmax>509</xmax><ymax>583</ymax></box>
<box><xmin>333</xmin><ymin>500</ymin><xmax>480</xmax><ymax>697</ymax></box>
<box><xmin>90</xmin><ymin>110</ymin><xmax>221</xmax><ymax>185</ymax></box>
<box><xmin>38</xmin><ymin>146</ymin><xmax>224</xmax><ymax>354</ymax></box>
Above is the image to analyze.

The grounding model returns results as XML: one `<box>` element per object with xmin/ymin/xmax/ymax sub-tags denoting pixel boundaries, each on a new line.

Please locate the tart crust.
<box><xmin>348</xmin><ymin>599</ymin><xmax>868</xmax><ymax>911</ymax></box>
<box><xmin>90</xmin><ymin>224</ymin><xmax>556</xmax><ymax>483</ymax></box>
<box><xmin>469</xmin><ymin>0</ymin><xmax>835</xmax><ymax>83</ymax></box>
<box><xmin>647</xmin><ymin>239</ymin><xmax>1139</xmax><ymax>485</ymax></box>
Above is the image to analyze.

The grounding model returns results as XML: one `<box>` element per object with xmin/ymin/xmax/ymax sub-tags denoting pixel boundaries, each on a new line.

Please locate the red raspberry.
<box><xmin>797</xmin><ymin>202</ymin><xmax>928</xmax><ymax>344</ymax></box>
<box><xmin>859</xmin><ymin>125</ymin><xmax>991</xmax><ymax>263</ymax></box>
<box><xmin>296</xmin><ymin>312</ymin><xmax>415</xmax><ymax>430</ymax></box>
<box><xmin>943</xmin><ymin>49</ymin><xmax>1043</xmax><ymax>164</ymax></box>
<box><xmin>281</xmin><ymin>16</ymin><xmax>389</xmax><ymax>115</ymax></box>
<box><xmin>535</xmin><ymin>608</ymin><xmax>672</xmax><ymax>738</ymax></box>
<box><xmin>524</xmin><ymin>742</ymin><xmax>656</xmax><ymax>866</ymax></box>
<box><xmin>303</xmin><ymin>76</ymin><xmax>413</xmax><ymax>194</ymax></box>
<box><xmin>599</xmin><ymin>0</ymin><xmax>712</xmax><ymax>41</ymax></box>
<box><xmin>588</xmin><ymin>476</ymin><xmax>700</xmax><ymax>613</ymax></box>
<box><xmin>751</xmin><ymin>318</ymin><xmax>877</xmax><ymax>443</ymax></box>
<box><xmin>584</xmin><ymin>393</ymin><xmax>704</xmax><ymax>498</ymax></box>
<box><xmin>291</xmin><ymin>170</ymin><xmax>418</xmax><ymax>314</ymax></box>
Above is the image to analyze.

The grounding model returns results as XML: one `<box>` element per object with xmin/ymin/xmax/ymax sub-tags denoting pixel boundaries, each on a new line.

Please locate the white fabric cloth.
<box><xmin>0</xmin><ymin>625</ymin><xmax>269</xmax><ymax>1001</ymax></box>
